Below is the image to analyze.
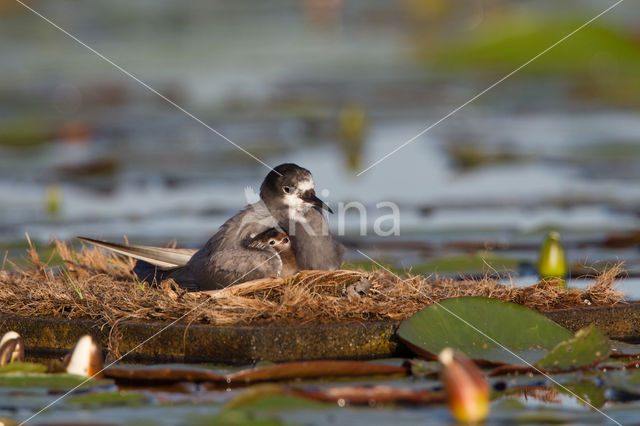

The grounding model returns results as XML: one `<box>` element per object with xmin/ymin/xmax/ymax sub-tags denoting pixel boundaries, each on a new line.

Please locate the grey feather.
<box><xmin>285</xmin><ymin>208</ymin><xmax>344</xmax><ymax>270</ymax></box>
<box><xmin>78</xmin><ymin>237</ymin><xmax>195</xmax><ymax>268</ymax></box>
<box><xmin>180</xmin><ymin>202</ymin><xmax>283</xmax><ymax>290</ymax></box>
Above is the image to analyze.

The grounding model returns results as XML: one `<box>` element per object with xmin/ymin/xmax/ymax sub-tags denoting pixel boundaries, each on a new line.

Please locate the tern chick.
<box><xmin>247</xmin><ymin>228</ymin><xmax>299</xmax><ymax>277</ymax></box>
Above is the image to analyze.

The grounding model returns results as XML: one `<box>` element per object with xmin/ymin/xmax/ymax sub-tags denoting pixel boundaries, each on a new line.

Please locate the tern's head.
<box><xmin>247</xmin><ymin>228</ymin><xmax>291</xmax><ymax>253</ymax></box>
<box><xmin>260</xmin><ymin>163</ymin><xmax>333</xmax><ymax>214</ymax></box>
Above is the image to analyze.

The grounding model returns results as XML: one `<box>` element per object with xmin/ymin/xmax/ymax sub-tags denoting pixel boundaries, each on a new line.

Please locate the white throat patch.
<box><xmin>283</xmin><ymin>178</ymin><xmax>315</xmax><ymax>219</ymax></box>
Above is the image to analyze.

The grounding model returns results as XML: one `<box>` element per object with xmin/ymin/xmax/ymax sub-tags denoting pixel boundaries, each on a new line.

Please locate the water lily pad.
<box><xmin>0</xmin><ymin>373</ymin><xmax>111</xmax><ymax>388</ymax></box>
<box><xmin>409</xmin><ymin>252</ymin><xmax>520</xmax><ymax>275</ymax></box>
<box><xmin>67</xmin><ymin>390</ymin><xmax>147</xmax><ymax>407</ymax></box>
<box><xmin>209</xmin><ymin>411</ymin><xmax>287</xmax><ymax>426</ymax></box>
<box><xmin>229</xmin><ymin>390</ymin><xmax>327</xmax><ymax>412</ymax></box>
<box><xmin>105</xmin><ymin>361</ymin><xmax>407</xmax><ymax>387</ymax></box>
<box><xmin>397</xmin><ymin>297</ymin><xmax>573</xmax><ymax>365</ymax></box>
<box><xmin>209</xmin><ymin>384</ymin><xmax>327</xmax><ymax>425</ymax></box>
<box><xmin>226</xmin><ymin>361</ymin><xmax>408</xmax><ymax>384</ymax></box>
<box><xmin>536</xmin><ymin>326</ymin><xmax>610</xmax><ymax>372</ymax></box>
<box><xmin>0</xmin><ymin>362</ymin><xmax>47</xmax><ymax>374</ymax></box>
<box><xmin>429</xmin><ymin>18</ymin><xmax>640</xmax><ymax>76</ymax></box>
<box><xmin>105</xmin><ymin>365</ymin><xmax>226</xmax><ymax>383</ymax></box>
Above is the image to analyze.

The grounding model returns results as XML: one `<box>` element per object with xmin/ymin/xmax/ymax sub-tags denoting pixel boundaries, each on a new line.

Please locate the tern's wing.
<box><xmin>77</xmin><ymin>237</ymin><xmax>196</xmax><ymax>268</ymax></box>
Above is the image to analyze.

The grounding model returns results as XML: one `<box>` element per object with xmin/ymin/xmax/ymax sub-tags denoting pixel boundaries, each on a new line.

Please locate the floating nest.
<box><xmin>0</xmin><ymin>241</ymin><xmax>626</xmax><ymax>328</ymax></box>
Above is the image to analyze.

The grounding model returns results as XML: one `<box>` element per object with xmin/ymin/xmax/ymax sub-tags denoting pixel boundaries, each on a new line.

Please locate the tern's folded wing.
<box><xmin>77</xmin><ymin>236</ymin><xmax>196</xmax><ymax>268</ymax></box>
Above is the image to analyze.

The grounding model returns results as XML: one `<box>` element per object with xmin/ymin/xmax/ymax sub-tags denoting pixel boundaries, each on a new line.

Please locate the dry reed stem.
<box><xmin>0</xmin><ymin>242</ymin><xmax>626</xmax><ymax>329</ymax></box>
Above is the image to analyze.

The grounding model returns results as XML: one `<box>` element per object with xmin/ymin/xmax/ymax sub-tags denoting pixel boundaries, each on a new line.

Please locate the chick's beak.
<box><xmin>301</xmin><ymin>190</ymin><xmax>333</xmax><ymax>214</ymax></box>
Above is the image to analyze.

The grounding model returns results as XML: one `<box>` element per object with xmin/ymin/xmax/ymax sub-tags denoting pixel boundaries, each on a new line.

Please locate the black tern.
<box><xmin>79</xmin><ymin>163</ymin><xmax>344</xmax><ymax>290</ymax></box>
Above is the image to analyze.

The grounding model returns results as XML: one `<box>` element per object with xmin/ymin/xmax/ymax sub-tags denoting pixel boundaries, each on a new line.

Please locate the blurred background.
<box><xmin>1</xmin><ymin>0</ymin><xmax>639</xmax><ymax>285</ymax></box>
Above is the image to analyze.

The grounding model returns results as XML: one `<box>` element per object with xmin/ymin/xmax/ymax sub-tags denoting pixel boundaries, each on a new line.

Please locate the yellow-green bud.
<box><xmin>538</xmin><ymin>231</ymin><xmax>567</xmax><ymax>286</ymax></box>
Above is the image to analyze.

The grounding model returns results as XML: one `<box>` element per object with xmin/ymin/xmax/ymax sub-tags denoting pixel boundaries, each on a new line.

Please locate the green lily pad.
<box><xmin>224</xmin><ymin>384</ymin><xmax>328</xmax><ymax>412</ymax></box>
<box><xmin>343</xmin><ymin>253</ymin><xmax>520</xmax><ymax>276</ymax></box>
<box><xmin>397</xmin><ymin>297</ymin><xmax>573</xmax><ymax>365</ymax></box>
<box><xmin>0</xmin><ymin>373</ymin><xmax>111</xmax><ymax>388</ymax></box>
<box><xmin>536</xmin><ymin>326</ymin><xmax>610</xmax><ymax>372</ymax></box>
<box><xmin>0</xmin><ymin>362</ymin><xmax>47</xmax><ymax>374</ymax></box>
<box><xmin>209</xmin><ymin>410</ymin><xmax>288</xmax><ymax>426</ymax></box>
<box><xmin>205</xmin><ymin>384</ymin><xmax>327</xmax><ymax>426</ymax></box>
<box><xmin>429</xmin><ymin>17</ymin><xmax>640</xmax><ymax>76</ymax></box>
<box><xmin>0</xmin><ymin>117</ymin><xmax>50</xmax><ymax>147</ymax></box>
<box><xmin>229</xmin><ymin>394</ymin><xmax>328</xmax><ymax>412</ymax></box>
<box><xmin>409</xmin><ymin>252</ymin><xmax>520</xmax><ymax>275</ymax></box>
<box><xmin>68</xmin><ymin>390</ymin><xmax>147</xmax><ymax>407</ymax></box>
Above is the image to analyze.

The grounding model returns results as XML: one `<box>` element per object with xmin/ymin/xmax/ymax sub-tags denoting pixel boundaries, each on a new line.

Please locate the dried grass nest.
<box><xmin>0</xmin><ymin>241</ymin><xmax>626</xmax><ymax>328</ymax></box>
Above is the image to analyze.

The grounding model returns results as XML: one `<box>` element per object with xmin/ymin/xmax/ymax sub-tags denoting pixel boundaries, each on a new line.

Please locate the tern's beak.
<box><xmin>302</xmin><ymin>191</ymin><xmax>333</xmax><ymax>214</ymax></box>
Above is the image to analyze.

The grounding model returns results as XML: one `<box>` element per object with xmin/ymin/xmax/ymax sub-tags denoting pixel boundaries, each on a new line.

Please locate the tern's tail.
<box><xmin>77</xmin><ymin>237</ymin><xmax>196</xmax><ymax>268</ymax></box>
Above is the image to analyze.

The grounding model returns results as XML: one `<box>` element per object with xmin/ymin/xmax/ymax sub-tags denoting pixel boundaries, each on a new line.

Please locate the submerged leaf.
<box><xmin>397</xmin><ymin>297</ymin><xmax>572</xmax><ymax>365</ymax></box>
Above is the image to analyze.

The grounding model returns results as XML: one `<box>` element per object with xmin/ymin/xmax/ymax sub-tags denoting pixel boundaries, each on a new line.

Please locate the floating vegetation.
<box><xmin>0</xmin><ymin>117</ymin><xmax>50</xmax><ymax>148</ymax></box>
<box><xmin>427</xmin><ymin>18</ymin><xmax>640</xmax><ymax>76</ymax></box>
<box><xmin>0</xmin><ymin>241</ymin><xmax>624</xmax><ymax>329</ymax></box>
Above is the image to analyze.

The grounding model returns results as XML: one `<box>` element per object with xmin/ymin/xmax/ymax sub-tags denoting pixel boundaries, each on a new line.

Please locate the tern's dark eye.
<box><xmin>269</xmin><ymin>240</ymin><xmax>276</xmax><ymax>245</ymax></box>
<box><xmin>283</xmin><ymin>186</ymin><xmax>292</xmax><ymax>194</ymax></box>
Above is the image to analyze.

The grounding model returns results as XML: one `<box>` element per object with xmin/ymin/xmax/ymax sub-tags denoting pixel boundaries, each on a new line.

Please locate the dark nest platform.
<box><xmin>0</xmin><ymin>242</ymin><xmax>633</xmax><ymax>363</ymax></box>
